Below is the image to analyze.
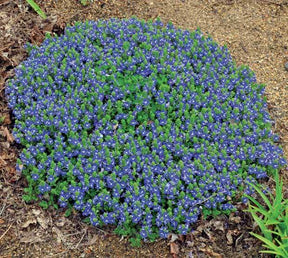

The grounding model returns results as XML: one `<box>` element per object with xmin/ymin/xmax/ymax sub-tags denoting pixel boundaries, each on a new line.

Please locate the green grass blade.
<box><xmin>272</xmin><ymin>172</ymin><xmax>284</xmax><ymax>217</ymax></box>
<box><xmin>265</xmin><ymin>229</ymin><xmax>286</xmax><ymax>238</ymax></box>
<box><xmin>247</xmin><ymin>205</ymin><xmax>270</xmax><ymax>219</ymax></box>
<box><xmin>277</xmin><ymin>241</ymin><xmax>288</xmax><ymax>248</ymax></box>
<box><xmin>251</xmin><ymin>232</ymin><xmax>285</xmax><ymax>256</ymax></box>
<box><xmin>265</xmin><ymin>219</ymin><xmax>280</xmax><ymax>226</ymax></box>
<box><xmin>247</xmin><ymin>172</ymin><xmax>288</xmax><ymax>257</ymax></box>
<box><xmin>274</xmin><ymin>238</ymin><xmax>288</xmax><ymax>256</ymax></box>
<box><xmin>250</xmin><ymin>211</ymin><xmax>272</xmax><ymax>241</ymax></box>
<box><xmin>260</xmin><ymin>250</ymin><xmax>287</xmax><ymax>256</ymax></box>
<box><xmin>247</xmin><ymin>182</ymin><xmax>273</xmax><ymax>210</ymax></box>
<box><xmin>245</xmin><ymin>195</ymin><xmax>266</xmax><ymax>212</ymax></box>
<box><xmin>26</xmin><ymin>0</ymin><xmax>47</xmax><ymax>19</ymax></box>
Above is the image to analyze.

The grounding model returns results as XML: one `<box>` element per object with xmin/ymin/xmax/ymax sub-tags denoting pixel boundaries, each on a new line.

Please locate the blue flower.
<box><xmin>7</xmin><ymin>18</ymin><xmax>286</xmax><ymax>243</ymax></box>
<box><xmin>39</xmin><ymin>184</ymin><xmax>51</xmax><ymax>193</ymax></box>
<box><xmin>32</xmin><ymin>174</ymin><xmax>39</xmax><ymax>181</ymax></box>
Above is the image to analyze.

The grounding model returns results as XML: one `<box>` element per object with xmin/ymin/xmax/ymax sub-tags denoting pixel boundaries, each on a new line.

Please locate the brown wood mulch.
<box><xmin>0</xmin><ymin>0</ymin><xmax>288</xmax><ymax>257</ymax></box>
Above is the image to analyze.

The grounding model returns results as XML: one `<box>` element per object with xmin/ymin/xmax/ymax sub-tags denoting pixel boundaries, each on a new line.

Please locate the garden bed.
<box><xmin>0</xmin><ymin>0</ymin><xmax>288</xmax><ymax>257</ymax></box>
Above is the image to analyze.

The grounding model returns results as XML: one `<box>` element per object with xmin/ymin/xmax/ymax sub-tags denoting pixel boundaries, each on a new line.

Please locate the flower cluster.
<box><xmin>6</xmin><ymin>18</ymin><xmax>286</xmax><ymax>242</ymax></box>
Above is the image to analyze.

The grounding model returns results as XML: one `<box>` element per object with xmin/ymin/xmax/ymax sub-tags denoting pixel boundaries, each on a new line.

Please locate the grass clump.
<box><xmin>246</xmin><ymin>171</ymin><xmax>288</xmax><ymax>257</ymax></box>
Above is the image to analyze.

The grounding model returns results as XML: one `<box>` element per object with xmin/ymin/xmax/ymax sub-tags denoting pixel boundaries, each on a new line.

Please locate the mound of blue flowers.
<box><xmin>6</xmin><ymin>18</ymin><xmax>286</xmax><ymax>244</ymax></box>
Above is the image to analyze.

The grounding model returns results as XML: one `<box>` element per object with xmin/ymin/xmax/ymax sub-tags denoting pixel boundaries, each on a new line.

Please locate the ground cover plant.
<box><xmin>5</xmin><ymin>17</ymin><xmax>287</xmax><ymax>246</ymax></box>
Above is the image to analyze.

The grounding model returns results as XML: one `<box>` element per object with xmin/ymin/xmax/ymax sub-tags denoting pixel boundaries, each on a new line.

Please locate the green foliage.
<box><xmin>39</xmin><ymin>200</ymin><xmax>49</xmax><ymax>209</ymax></box>
<box><xmin>65</xmin><ymin>207</ymin><xmax>73</xmax><ymax>217</ymax></box>
<box><xmin>202</xmin><ymin>207</ymin><xmax>235</xmax><ymax>219</ymax></box>
<box><xmin>80</xmin><ymin>0</ymin><xmax>93</xmax><ymax>6</ymax></box>
<box><xmin>245</xmin><ymin>172</ymin><xmax>288</xmax><ymax>257</ymax></box>
<box><xmin>7</xmin><ymin>17</ymin><xmax>287</xmax><ymax>247</ymax></box>
<box><xmin>0</xmin><ymin>116</ymin><xmax>5</xmax><ymax>124</ymax></box>
<box><xmin>26</xmin><ymin>0</ymin><xmax>46</xmax><ymax>19</ymax></box>
<box><xmin>130</xmin><ymin>236</ymin><xmax>142</xmax><ymax>247</ymax></box>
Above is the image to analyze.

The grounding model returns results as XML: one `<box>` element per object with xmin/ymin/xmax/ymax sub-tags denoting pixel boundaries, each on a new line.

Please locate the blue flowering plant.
<box><xmin>6</xmin><ymin>18</ymin><xmax>286</xmax><ymax>246</ymax></box>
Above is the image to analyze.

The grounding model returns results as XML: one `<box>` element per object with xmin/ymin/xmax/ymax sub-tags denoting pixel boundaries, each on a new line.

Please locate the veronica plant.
<box><xmin>5</xmin><ymin>18</ymin><xmax>286</xmax><ymax>245</ymax></box>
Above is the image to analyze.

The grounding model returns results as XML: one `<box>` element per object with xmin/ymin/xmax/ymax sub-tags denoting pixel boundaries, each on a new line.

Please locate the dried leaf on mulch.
<box><xmin>22</xmin><ymin>218</ymin><xmax>37</xmax><ymax>228</ymax></box>
<box><xmin>213</xmin><ymin>221</ymin><xmax>225</xmax><ymax>232</ymax></box>
<box><xmin>20</xmin><ymin>232</ymin><xmax>45</xmax><ymax>244</ymax></box>
<box><xmin>226</xmin><ymin>230</ymin><xmax>234</xmax><ymax>245</ymax></box>
<box><xmin>3</xmin><ymin>127</ymin><xmax>14</xmax><ymax>143</ymax></box>
<box><xmin>52</xmin><ymin>226</ymin><xmax>66</xmax><ymax>244</ymax></box>
<box><xmin>169</xmin><ymin>233</ymin><xmax>179</xmax><ymax>243</ymax></box>
<box><xmin>229</xmin><ymin>215</ymin><xmax>242</xmax><ymax>224</ymax></box>
<box><xmin>32</xmin><ymin>209</ymin><xmax>50</xmax><ymax>230</ymax></box>
<box><xmin>170</xmin><ymin>242</ymin><xmax>179</xmax><ymax>257</ymax></box>
<box><xmin>0</xmin><ymin>113</ymin><xmax>11</xmax><ymax>125</ymax></box>
<box><xmin>199</xmin><ymin>247</ymin><xmax>223</xmax><ymax>258</ymax></box>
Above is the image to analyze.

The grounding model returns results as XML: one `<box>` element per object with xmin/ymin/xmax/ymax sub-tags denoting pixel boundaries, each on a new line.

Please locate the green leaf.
<box><xmin>39</xmin><ymin>201</ymin><xmax>49</xmax><ymax>209</ymax></box>
<box><xmin>130</xmin><ymin>237</ymin><xmax>142</xmax><ymax>247</ymax></box>
<box><xmin>65</xmin><ymin>207</ymin><xmax>72</xmax><ymax>217</ymax></box>
<box><xmin>247</xmin><ymin>182</ymin><xmax>272</xmax><ymax>210</ymax></box>
<box><xmin>260</xmin><ymin>250</ymin><xmax>287</xmax><ymax>256</ymax></box>
<box><xmin>265</xmin><ymin>229</ymin><xmax>286</xmax><ymax>238</ymax></box>
<box><xmin>249</xmin><ymin>210</ymin><xmax>272</xmax><ymax>241</ymax></box>
<box><xmin>250</xmin><ymin>232</ymin><xmax>285</xmax><ymax>256</ymax></box>
<box><xmin>246</xmin><ymin>204</ymin><xmax>270</xmax><ymax>218</ymax></box>
<box><xmin>265</xmin><ymin>219</ymin><xmax>280</xmax><ymax>226</ymax></box>
<box><xmin>23</xmin><ymin>194</ymin><xmax>36</xmax><ymax>202</ymax></box>
<box><xmin>26</xmin><ymin>0</ymin><xmax>47</xmax><ymax>19</ymax></box>
<box><xmin>245</xmin><ymin>195</ymin><xmax>265</xmax><ymax>212</ymax></box>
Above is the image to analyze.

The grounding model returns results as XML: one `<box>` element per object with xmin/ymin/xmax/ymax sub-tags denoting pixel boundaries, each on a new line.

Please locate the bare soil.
<box><xmin>0</xmin><ymin>0</ymin><xmax>288</xmax><ymax>257</ymax></box>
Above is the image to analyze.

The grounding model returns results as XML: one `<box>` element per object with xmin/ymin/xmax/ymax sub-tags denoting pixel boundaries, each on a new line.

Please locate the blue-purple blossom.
<box><xmin>6</xmin><ymin>18</ymin><xmax>286</xmax><ymax>243</ymax></box>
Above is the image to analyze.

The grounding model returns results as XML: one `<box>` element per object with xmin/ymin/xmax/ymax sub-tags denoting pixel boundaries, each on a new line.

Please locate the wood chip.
<box><xmin>199</xmin><ymin>247</ymin><xmax>223</xmax><ymax>258</ymax></box>
<box><xmin>20</xmin><ymin>234</ymin><xmax>44</xmax><ymax>243</ymax></box>
<box><xmin>230</xmin><ymin>216</ymin><xmax>241</xmax><ymax>224</ymax></box>
<box><xmin>1</xmin><ymin>113</ymin><xmax>11</xmax><ymax>125</ymax></box>
<box><xmin>213</xmin><ymin>221</ymin><xmax>225</xmax><ymax>232</ymax></box>
<box><xmin>36</xmin><ymin>216</ymin><xmax>49</xmax><ymax>230</ymax></box>
<box><xmin>169</xmin><ymin>233</ymin><xmax>178</xmax><ymax>242</ymax></box>
<box><xmin>170</xmin><ymin>242</ymin><xmax>179</xmax><ymax>256</ymax></box>
<box><xmin>226</xmin><ymin>230</ymin><xmax>234</xmax><ymax>245</ymax></box>
<box><xmin>32</xmin><ymin>209</ymin><xmax>41</xmax><ymax>216</ymax></box>
<box><xmin>52</xmin><ymin>226</ymin><xmax>65</xmax><ymax>244</ymax></box>
<box><xmin>3</xmin><ymin>127</ymin><xmax>14</xmax><ymax>143</ymax></box>
<box><xmin>22</xmin><ymin>218</ymin><xmax>37</xmax><ymax>228</ymax></box>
